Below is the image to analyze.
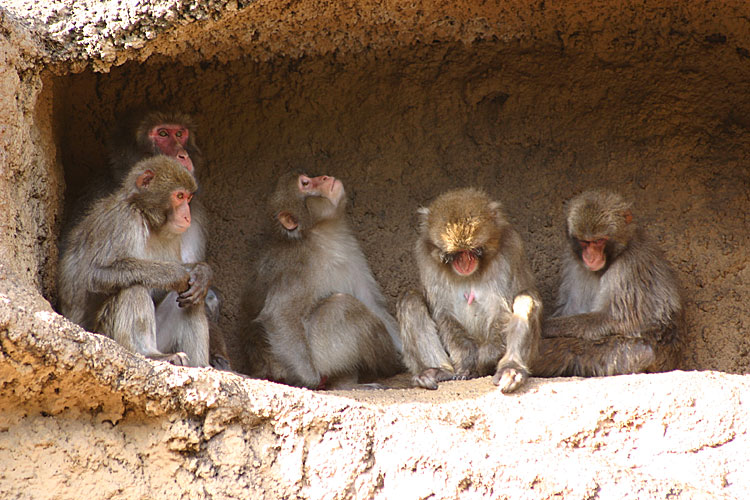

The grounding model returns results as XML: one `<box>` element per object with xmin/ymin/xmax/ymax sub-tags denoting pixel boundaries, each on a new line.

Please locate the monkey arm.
<box><xmin>177</xmin><ymin>262</ymin><xmax>212</xmax><ymax>307</ymax></box>
<box><xmin>543</xmin><ymin>313</ymin><xmax>624</xmax><ymax>341</ymax></box>
<box><xmin>436</xmin><ymin>314</ymin><xmax>478</xmax><ymax>378</ymax></box>
<box><xmin>90</xmin><ymin>258</ymin><xmax>190</xmax><ymax>294</ymax></box>
<box><xmin>396</xmin><ymin>291</ymin><xmax>454</xmax><ymax>380</ymax></box>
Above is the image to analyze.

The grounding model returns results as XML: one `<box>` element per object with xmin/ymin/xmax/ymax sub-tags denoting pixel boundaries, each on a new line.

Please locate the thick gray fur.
<box><xmin>533</xmin><ymin>190</ymin><xmax>684</xmax><ymax>377</ymax></box>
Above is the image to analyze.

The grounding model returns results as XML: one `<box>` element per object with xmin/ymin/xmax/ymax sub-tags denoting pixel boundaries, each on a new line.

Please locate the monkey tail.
<box><xmin>532</xmin><ymin>335</ymin><xmax>658</xmax><ymax>378</ymax></box>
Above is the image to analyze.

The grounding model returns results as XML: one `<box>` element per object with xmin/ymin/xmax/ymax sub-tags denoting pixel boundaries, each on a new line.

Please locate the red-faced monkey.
<box><xmin>108</xmin><ymin>110</ymin><xmax>230</xmax><ymax>370</ymax></box>
<box><xmin>58</xmin><ymin>156</ymin><xmax>210</xmax><ymax>366</ymax></box>
<box><xmin>397</xmin><ymin>188</ymin><xmax>542</xmax><ymax>393</ymax></box>
<box><xmin>533</xmin><ymin>190</ymin><xmax>684</xmax><ymax>377</ymax></box>
<box><xmin>254</xmin><ymin>172</ymin><xmax>403</xmax><ymax>389</ymax></box>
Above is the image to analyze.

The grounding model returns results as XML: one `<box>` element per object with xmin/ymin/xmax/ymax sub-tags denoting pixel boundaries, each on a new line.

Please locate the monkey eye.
<box><xmin>176</xmin><ymin>192</ymin><xmax>184</xmax><ymax>200</ymax></box>
<box><xmin>440</xmin><ymin>252</ymin><xmax>454</xmax><ymax>264</ymax></box>
<box><xmin>300</xmin><ymin>178</ymin><xmax>310</xmax><ymax>187</ymax></box>
<box><xmin>158</xmin><ymin>129</ymin><xmax>168</xmax><ymax>137</ymax></box>
<box><xmin>175</xmin><ymin>131</ymin><xmax>183</xmax><ymax>137</ymax></box>
<box><xmin>472</xmin><ymin>248</ymin><xmax>484</xmax><ymax>258</ymax></box>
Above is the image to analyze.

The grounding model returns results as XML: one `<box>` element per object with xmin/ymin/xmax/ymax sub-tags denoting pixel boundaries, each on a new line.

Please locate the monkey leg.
<box><xmin>396</xmin><ymin>290</ymin><xmax>455</xmax><ymax>389</ymax></box>
<box><xmin>205</xmin><ymin>288</ymin><xmax>232</xmax><ymax>371</ymax></box>
<box><xmin>532</xmin><ymin>335</ymin><xmax>657</xmax><ymax>377</ymax></box>
<box><xmin>305</xmin><ymin>293</ymin><xmax>401</xmax><ymax>387</ymax></box>
<box><xmin>155</xmin><ymin>292</ymin><xmax>210</xmax><ymax>368</ymax></box>
<box><xmin>491</xmin><ymin>293</ymin><xmax>542</xmax><ymax>393</ymax></box>
<box><xmin>96</xmin><ymin>286</ymin><xmax>188</xmax><ymax>366</ymax></box>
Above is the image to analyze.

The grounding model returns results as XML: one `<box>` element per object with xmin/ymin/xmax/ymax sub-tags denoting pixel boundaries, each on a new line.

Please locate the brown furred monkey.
<box><xmin>58</xmin><ymin>156</ymin><xmax>210</xmax><ymax>367</ymax></box>
<box><xmin>254</xmin><ymin>172</ymin><xmax>403</xmax><ymax>389</ymax></box>
<box><xmin>397</xmin><ymin>188</ymin><xmax>542</xmax><ymax>393</ymax></box>
<box><xmin>533</xmin><ymin>190</ymin><xmax>684</xmax><ymax>377</ymax></box>
<box><xmin>108</xmin><ymin>110</ymin><xmax>231</xmax><ymax>370</ymax></box>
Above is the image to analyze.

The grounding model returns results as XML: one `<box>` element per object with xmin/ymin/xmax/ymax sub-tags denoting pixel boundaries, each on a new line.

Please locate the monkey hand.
<box><xmin>492</xmin><ymin>361</ymin><xmax>528</xmax><ymax>393</ymax></box>
<box><xmin>177</xmin><ymin>262</ymin><xmax>212</xmax><ymax>307</ymax></box>
<box><xmin>412</xmin><ymin>367</ymin><xmax>456</xmax><ymax>390</ymax></box>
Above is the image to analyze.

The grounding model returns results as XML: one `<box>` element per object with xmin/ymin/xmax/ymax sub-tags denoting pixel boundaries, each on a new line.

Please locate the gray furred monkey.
<box><xmin>108</xmin><ymin>110</ymin><xmax>231</xmax><ymax>370</ymax></box>
<box><xmin>254</xmin><ymin>172</ymin><xmax>403</xmax><ymax>389</ymax></box>
<box><xmin>58</xmin><ymin>156</ymin><xmax>210</xmax><ymax>366</ymax></box>
<box><xmin>533</xmin><ymin>190</ymin><xmax>684</xmax><ymax>377</ymax></box>
<box><xmin>397</xmin><ymin>188</ymin><xmax>542</xmax><ymax>392</ymax></box>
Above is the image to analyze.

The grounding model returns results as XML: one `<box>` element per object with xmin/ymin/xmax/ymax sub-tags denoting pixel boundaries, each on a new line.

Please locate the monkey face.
<box><xmin>148</xmin><ymin>123</ymin><xmax>194</xmax><ymax>172</ymax></box>
<box><xmin>576</xmin><ymin>238</ymin><xmax>607</xmax><ymax>271</ymax></box>
<box><xmin>419</xmin><ymin>188</ymin><xmax>506</xmax><ymax>279</ymax></box>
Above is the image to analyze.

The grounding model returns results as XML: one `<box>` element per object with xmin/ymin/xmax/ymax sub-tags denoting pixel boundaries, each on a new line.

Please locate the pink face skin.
<box><xmin>298</xmin><ymin>174</ymin><xmax>344</xmax><ymax>206</ymax></box>
<box><xmin>579</xmin><ymin>238</ymin><xmax>607</xmax><ymax>271</ymax></box>
<box><xmin>452</xmin><ymin>251</ymin><xmax>478</xmax><ymax>276</ymax></box>
<box><xmin>148</xmin><ymin>124</ymin><xmax>193</xmax><ymax>172</ymax></box>
<box><xmin>167</xmin><ymin>189</ymin><xmax>193</xmax><ymax>234</ymax></box>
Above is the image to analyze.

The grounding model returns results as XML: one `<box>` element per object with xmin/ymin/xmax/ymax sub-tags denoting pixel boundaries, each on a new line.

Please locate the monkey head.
<box><xmin>125</xmin><ymin>156</ymin><xmax>198</xmax><ymax>235</ymax></box>
<box><xmin>134</xmin><ymin>111</ymin><xmax>201</xmax><ymax>174</ymax></box>
<box><xmin>418</xmin><ymin>188</ymin><xmax>506</xmax><ymax>278</ymax></box>
<box><xmin>566</xmin><ymin>190</ymin><xmax>636</xmax><ymax>272</ymax></box>
<box><xmin>271</xmin><ymin>172</ymin><xmax>346</xmax><ymax>238</ymax></box>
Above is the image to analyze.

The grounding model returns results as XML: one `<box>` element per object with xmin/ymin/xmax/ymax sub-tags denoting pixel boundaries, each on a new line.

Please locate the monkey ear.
<box><xmin>623</xmin><ymin>210</ymin><xmax>633</xmax><ymax>225</ymax></box>
<box><xmin>278</xmin><ymin>211</ymin><xmax>299</xmax><ymax>231</ymax></box>
<box><xmin>136</xmin><ymin>169</ymin><xmax>156</xmax><ymax>189</ymax></box>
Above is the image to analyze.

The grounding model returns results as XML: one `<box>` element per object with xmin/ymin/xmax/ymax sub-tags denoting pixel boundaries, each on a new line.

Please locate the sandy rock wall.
<box><xmin>0</xmin><ymin>13</ymin><xmax>61</xmax><ymax>296</ymax></box>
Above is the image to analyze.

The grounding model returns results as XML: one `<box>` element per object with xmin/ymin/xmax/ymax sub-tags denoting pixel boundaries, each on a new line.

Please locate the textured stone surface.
<box><xmin>2</xmin><ymin>265</ymin><xmax>749</xmax><ymax>499</ymax></box>
<box><xmin>0</xmin><ymin>1</ymin><xmax>749</xmax><ymax>498</ymax></box>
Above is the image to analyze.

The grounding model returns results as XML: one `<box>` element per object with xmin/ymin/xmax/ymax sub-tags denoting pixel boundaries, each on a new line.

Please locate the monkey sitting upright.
<box><xmin>397</xmin><ymin>188</ymin><xmax>542</xmax><ymax>393</ymax></box>
<box><xmin>58</xmin><ymin>156</ymin><xmax>211</xmax><ymax>367</ymax></box>
<box><xmin>254</xmin><ymin>172</ymin><xmax>403</xmax><ymax>389</ymax></box>
<box><xmin>533</xmin><ymin>190</ymin><xmax>684</xmax><ymax>377</ymax></box>
<box><xmin>107</xmin><ymin>110</ymin><xmax>230</xmax><ymax>371</ymax></box>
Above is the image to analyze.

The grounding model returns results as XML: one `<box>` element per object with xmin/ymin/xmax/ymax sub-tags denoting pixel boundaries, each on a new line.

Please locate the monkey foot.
<box><xmin>210</xmin><ymin>355</ymin><xmax>232</xmax><ymax>371</ymax></box>
<box><xmin>149</xmin><ymin>351</ymin><xmax>190</xmax><ymax>366</ymax></box>
<box><xmin>492</xmin><ymin>366</ymin><xmax>527</xmax><ymax>393</ymax></box>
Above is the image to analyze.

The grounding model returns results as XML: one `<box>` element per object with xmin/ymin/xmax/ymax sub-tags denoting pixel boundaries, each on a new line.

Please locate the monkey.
<box><xmin>58</xmin><ymin>156</ymin><xmax>210</xmax><ymax>367</ymax></box>
<box><xmin>107</xmin><ymin>110</ymin><xmax>230</xmax><ymax>370</ymax></box>
<box><xmin>396</xmin><ymin>188</ymin><xmax>542</xmax><ymax>393</ymax></box>
<box><xmin>532</xmin><ymin>190</ymin><xmax>684</xmax><ymax>377</ymax></box>
<box><xmin>204</xmin><ymin>288</ymin><xmax>232</xmax><ymax>371</ymax></box>
<box><xmin>253</xmin><ymin>172</ymin><xmax>403</xmax><ymax>389</ymax></box>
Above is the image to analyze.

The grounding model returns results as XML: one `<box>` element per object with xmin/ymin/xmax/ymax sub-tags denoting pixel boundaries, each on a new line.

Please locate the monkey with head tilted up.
<box><xmin>253</xmin><ymin>172</ymin><xmax>403</xmax><ymax>390</ymax></box>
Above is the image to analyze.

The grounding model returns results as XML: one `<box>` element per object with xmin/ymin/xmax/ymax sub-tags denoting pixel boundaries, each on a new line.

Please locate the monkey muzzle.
<box><xmin>442</xmin><ymin>249</ymin><xmax>481</xmax><ymax>276</ymax></box>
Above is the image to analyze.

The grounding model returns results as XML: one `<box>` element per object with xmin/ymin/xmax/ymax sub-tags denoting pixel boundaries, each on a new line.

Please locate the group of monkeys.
<box><xmin>57</xmin><ymin>111</ymin><xmax>685</xmax><ymax>394</ymax></box>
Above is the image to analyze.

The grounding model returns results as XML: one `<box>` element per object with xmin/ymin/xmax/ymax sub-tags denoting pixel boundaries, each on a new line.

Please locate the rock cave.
<box><xmin>0</xmin><ymin>1</ymin><xmax>748</xmax><ymax>498</ymax></box>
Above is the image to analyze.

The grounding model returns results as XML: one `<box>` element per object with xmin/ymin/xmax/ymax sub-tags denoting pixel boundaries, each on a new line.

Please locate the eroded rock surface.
<box><xmin>2</xmin><ymin>266</ymin><xmax>749</xmax><ymax>499</ymax></box>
